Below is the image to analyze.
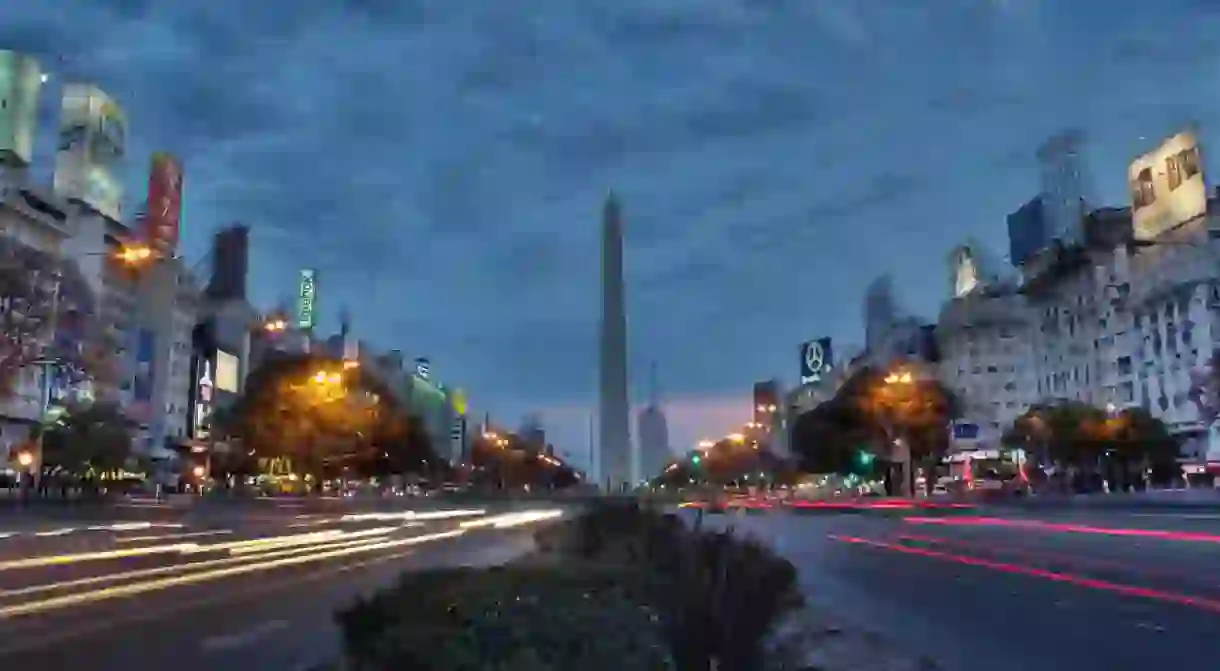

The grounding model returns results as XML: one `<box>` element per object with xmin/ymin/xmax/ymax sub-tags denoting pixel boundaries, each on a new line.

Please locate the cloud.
<box><xmin>10</xmin><ymin>0</ymin><xmax>1220</xmax><ymax>456</ymax></box>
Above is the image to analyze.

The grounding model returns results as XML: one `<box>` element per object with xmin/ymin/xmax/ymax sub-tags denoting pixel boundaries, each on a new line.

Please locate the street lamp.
<box><xmin>264</xmin><ymin>319</ymin><xmax>288</xmax><ymax>332</ymax></box>
<box><xmin>16</xmin><ymin>451</ymin><xmax>33</xmax><ymax>468</ymax></box>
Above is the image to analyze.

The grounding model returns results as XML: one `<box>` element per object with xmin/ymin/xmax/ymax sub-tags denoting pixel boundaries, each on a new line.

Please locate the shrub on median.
<box><xmin>336</xmin><ymin>500</ymin><xmax>803</xmax><ymax>671</ymax></box>
<box><xmin>335</xmin><ymin>565</ymin><xmax>673</xmax><ymax>670</ymax></box>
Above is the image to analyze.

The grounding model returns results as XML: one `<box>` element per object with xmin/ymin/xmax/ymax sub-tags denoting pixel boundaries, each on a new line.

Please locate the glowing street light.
<box><xmin>264</xmin><ymin>319</ymin><xmax>288</xmax><ymax>332</ymax></box>
<box><xmin>697</xmin><ymin>439</ymin><xmax>715</xmax><ymax>450</ymax></box>
<box><xmin>884</xmin><ymin>370</ymin><xmax>914</xmax><ymax>385</ymax></box>
<box><xmin>16</xmin><ymin>451</ymin><xmax>33</xmax><ymax>468</ymax></box>
<box><xmin>726</xmin><ymin>433</ymin><xmax>745</xmax><ymax>444</ymax></box>
<box><xmin>115</xmin><ymin>245</ymin><xmax>154</xmax><ymax>264</ymax></box>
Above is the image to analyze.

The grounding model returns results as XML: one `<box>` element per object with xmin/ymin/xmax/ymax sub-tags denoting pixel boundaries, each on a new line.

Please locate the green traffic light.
<box><xmin>692</xmin><ymin>454</ymin><xmax>702</xmax><ymax>464</ymax></box>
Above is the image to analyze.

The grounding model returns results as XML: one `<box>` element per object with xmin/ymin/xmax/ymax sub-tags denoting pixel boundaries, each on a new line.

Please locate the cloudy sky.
<box><xmin>6</xmin><ymin>1</ymin><xmax>1220</xmax><ymax>467</ymax></box>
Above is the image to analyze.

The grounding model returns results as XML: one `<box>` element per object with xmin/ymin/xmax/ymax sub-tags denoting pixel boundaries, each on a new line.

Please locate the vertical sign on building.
<box><xmin>131</xmin><ymin>328</ymin><xmax>155</xmax><ymax>425</ymax></box>
<box><xmin>451</xmin><ymin>416</ymin><xmax>466</xmax><ymax>464</ymax></box>
<box><xmin>297</xmin><ymin>269</ymin><xmax>316</xmax><ymax>330</ymax></box>
<box><xmin>53</xmin><ymin>83</ymin><xmax>126</xmax><ymax>222</ymax></box>
<box><xmin>193</xmin><ymin>356</ymin><xmax>214</xmax><ymax>440</ymax></box>
<box><xmin>144</xmin><ymin>152</ymin><xmax>183</xmax><ymax>257</ymax></box>
<box><xmin>0</xmin><ymin>50</ymin><xmax>44</xmax><ymax>167</ymax></box>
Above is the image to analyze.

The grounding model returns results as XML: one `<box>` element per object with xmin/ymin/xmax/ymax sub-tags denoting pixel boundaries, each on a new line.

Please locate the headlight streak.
<box><xmin>0</xmin><ymin>529</ymin><xmax>468</xmax><ymax>619</ymax></box>
<box><xmin>0</xmin><ymin>534</ymin><xmax>410</xmax><ymax>601</ymax></box>
<box><xmin>116</xmin><ymin>530</ymin><xmax>234</xmax><ymax>543</ymax></box>
<box><xmin>339</xmin><ymin>508</ymin><xmax>487</xmax><ymax>522</ymax></box>
<box><xmin>0</xmin><ymin>507</ymin><xmax>564</xmax><ymax>622</ymax></box>
<box><xmin>459</xmin><ymin>509</ymin><xmax>564</xmax><ymax>530</ymax></box>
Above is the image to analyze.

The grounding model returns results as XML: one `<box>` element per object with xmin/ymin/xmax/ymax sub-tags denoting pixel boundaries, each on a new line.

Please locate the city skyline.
<box><xmin>7</xmin><ymin>2</ymin><xmax>1220</xmax><ymax>457</ymax></box>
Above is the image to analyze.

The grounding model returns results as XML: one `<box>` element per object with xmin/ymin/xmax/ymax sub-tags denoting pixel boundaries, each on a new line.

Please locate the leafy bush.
<box><xmin>336</xmin><ymin>565</ymin><xmax>673</xmax><ymax>671</ymax></box>
<box><xmin>535</xmin><ymin>500</ymin><xmax>804</xmax><ymax>671</ymax></box>
<box><xmin>532</xmin><ymin>499</ymin><xmax>686</xmax><ymax>562</ymax></box>
<box><xmin>337</xmin><ymin>501</ymin><xmax>804</xmax><ymax>671</ymax></box>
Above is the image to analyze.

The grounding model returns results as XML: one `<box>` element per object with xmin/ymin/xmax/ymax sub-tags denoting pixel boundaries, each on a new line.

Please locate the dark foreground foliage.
<box><xmin>335</xmin><ymin>500</ymin><xmax>803</xmax><ymax>671</ymax></box>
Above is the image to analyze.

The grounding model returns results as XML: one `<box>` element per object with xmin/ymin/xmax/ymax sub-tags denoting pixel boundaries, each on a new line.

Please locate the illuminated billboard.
<box><xmin>0</xmin><ymin>51</ymin><xmax>44</xmax><ymax>166</ymax></box>
<box><xmin>53</xmin><ymin>83</ymin><xmax>127</xmax><ymax>222</ymax></box>
<box><xmin>1129</xmin><ymin>129</ymin><xmax>1207</xmax><ymax>240</ymax></box>
<box><xmin>144</xmin><ymin>152</ymin><xmax>183</xmax><ymax>257</ymax></box>
<box><xmin>215</xmin><ymin>350</ymin><xmax>239</xmax><ymax>393</ymax></box>
<box><xmin>799</xmin><ymin>338</ymin><xmax>833</xmax><ymax>384</ymax></box>
<box><xmin>297</xmin><ymin>269</ymin><xmax>317</xmax><ymax>330</ymax></box>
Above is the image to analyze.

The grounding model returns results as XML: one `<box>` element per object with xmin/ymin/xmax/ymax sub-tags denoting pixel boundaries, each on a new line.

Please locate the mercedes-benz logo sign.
<box><xmin>804</xmin><ymin>341</ymin><xmax>824</xmax><ymax>374</ymax></box>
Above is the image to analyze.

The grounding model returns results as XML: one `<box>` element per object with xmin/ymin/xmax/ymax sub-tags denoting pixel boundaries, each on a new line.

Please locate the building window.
<box><xmin>1167</xmin><ymin>155</ymin><xmax>1182</xmax><ymax>191</ymax></box>
<box><xmin>1132</xmin><ymin>168</ymin><xmax>1156</xmax><ymax>209</ymax></box>
<box><xmin>1180</xmin><ymin>147</ymin><xmax>1201</xmax><ymax>180</ymax></box>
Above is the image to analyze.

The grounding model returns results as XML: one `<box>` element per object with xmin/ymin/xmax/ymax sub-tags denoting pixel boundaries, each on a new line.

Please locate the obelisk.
<box><xmin>598</xmin><ymin>191</ymin><xmax>631</xmax><ymax>492</ymax></box>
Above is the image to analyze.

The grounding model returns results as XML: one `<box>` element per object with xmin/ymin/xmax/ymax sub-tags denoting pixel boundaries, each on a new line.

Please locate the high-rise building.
<box><xmin>133</xmin><ymin>255</ymin><xmax>201</xmax><ymax>455</ymax></box>
<box><xmin>637</xmin><ymin>362</ymin><xmax>669</xmax><ymax>481</ymax></box>
<box><xmin>598</xmin><ymin>191</ymin><xmax>632</xmax><ymax>490</ymax></box>
<box><xmin>207</xmin><ymin>224</ymin><xmax>249</xmax><ymax>301</ymax></box>
<box><xmin>1037</xmin><ymin>129</ymin><xmax>1093</xmax><ymax>247</ymax></box>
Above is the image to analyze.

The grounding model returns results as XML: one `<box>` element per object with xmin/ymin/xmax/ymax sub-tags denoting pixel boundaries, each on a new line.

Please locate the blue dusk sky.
<box><xmin>5</xmin><ymin>1</ymin><xmax>1220</xmax><ymax>467</ymax></box>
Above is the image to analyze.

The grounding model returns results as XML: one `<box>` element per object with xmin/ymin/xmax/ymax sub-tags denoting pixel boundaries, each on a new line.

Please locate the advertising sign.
<box><xmin>1129</xmin><ymin>129</ymin><xmax>1208</xmax><ymax>240</ymax></box>
<box><xmin>950</xmin><ymin>246</ymin><xmax>980</xmax><ymax>298</ymax></box>
<box><xmin>130</xmin><ymin>329</ymin><xmax>155</xmax><ymax>424</ymax></box>
<box><xmin>193</xmin><ymin>356</ymin><xmax>214</xmax><ymax>440</ymax></box>
<box><xmin>0</xmin><ymin>51</ymin><xmax>44</xmax><ymax>166</ymax></box>
<box><xmin>53</xmin><ymin>83</ymin><xmax>127</xmax><ymax>222</ymax></box>
<box><xmin>215</xmin><ymin>350</ymin><xmax>239</xmax><ymax>394</ymax></box>
<box><xmin>799</xmin><ymin>338</ymin><xmax>833</xmax><ymax>384</ymax></box>
<box><xmin>296</xmin><ymin>269</ymin><xmax>317</xmax><ymax>330</ymax></box>
<box><xmin>451</xmin><ymin>387</ymin><xmax>468</xmax><ymax>416</ymax></box>
<box><xmin>144</xmin><ymin>152</ymin><xmax>183</xmax><ymax>257</ymax></box>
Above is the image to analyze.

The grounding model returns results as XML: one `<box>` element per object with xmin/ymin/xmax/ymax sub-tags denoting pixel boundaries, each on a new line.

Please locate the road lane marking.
<box><xmin>200</xmin><ymin>619</ymin><xmax>290</xmax><ymax>651</ymax></box>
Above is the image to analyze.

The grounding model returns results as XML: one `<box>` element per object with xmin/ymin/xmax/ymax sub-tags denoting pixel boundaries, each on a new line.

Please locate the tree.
<box><xmin>1105</xmin><ymin>408</ymin><xmax>1178</xmax><ymax>489</ymax></box>
<box><xmin>1004</xmin><ymin>402</ymin><xmax>1177</xmax><ymax>492</ymax></box>
<box><xmin>37</xmin><ymin>400</ymin><xmax>133</xmax><ymax>481</ymax></box>
<box><xmin>219</xmin><ymin>353</ymin><xmax>434</xmax><ymax>485</ymax></box>
<box><xmin>1005</xmin><ymin>402</ymin><xmax>1108</xmax><ymax>468</ymax></box>
<box><xmin>791</xmin><ymin>364</ymin><xmax>958</xmax><ymax>491</ymax></box>
<box><xmin>0</xmin><ymin>235</ymin><xmax>106</xmax><ymax>399</ymax></box>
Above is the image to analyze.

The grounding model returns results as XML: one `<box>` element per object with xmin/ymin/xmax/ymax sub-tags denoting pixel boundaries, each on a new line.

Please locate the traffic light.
<box><xmin>692</xmin><ymin>454</ymin><xmax>702</xmax><ymax>465</ymax></box>
<box><xmin>851</xmin><ymin>450</ymin><xmax>876</xmax><ymax>475</ymax></box>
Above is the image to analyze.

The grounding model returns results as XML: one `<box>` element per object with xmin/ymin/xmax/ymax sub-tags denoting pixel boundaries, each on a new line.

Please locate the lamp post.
<box><xmin>26</xmin><ymin>243</ymin><xmax>156</xmax><ymax>499</ymax></box>
<box><xmin>881</xmin><ymin>369</ymin><xmax>917</xmax><ymax>497</ymax></box>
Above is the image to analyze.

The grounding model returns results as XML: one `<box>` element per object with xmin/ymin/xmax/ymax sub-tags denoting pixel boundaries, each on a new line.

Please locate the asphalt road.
<box><xmin>706</xmin><ymin>505</ymin><xmax>1220</xmax><ymax>671</ymax></box>
<box><xmin>0</xmin><ymin>504</ymin><xmax>561</xmax><ymax>670</ymax></box>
